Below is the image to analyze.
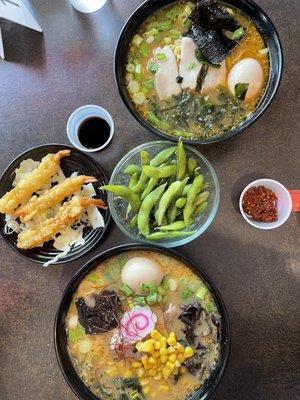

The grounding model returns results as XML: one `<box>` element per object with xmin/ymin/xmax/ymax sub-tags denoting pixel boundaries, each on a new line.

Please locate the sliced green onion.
<box><xmin>68</xmin><ymin>324</ymin><xmax>85</xmax><ymax>343</ymax></box>
<box><xmin>156</xmin><ymin>52</ymin><xmax>167</xmax><ymax>61</ymax></box>
<box><xmin>259</xmin><ymin>48</ymin><xmax>269</xmax><ymax>55</ymax></box>
<box><xmin>143</xmin><ymin>78</ymin><xmax>154</xmax><ymax>90</ymax></box>
<box><xmin>186</xmin><ymin>61</ymin><xmax>196</xmax><ymax>70</ymax></box>
<box><xmin>135</xmin><ymin>296</ymin><xmax>147</xmax><ymax>306</ymax></box>
<box><xmin>169</xmin><ymin>29</ymin><xmax>181</xmax><ymax>39</ymax></box>
<box><xmin>147</xmin><ymin>60</ymin><xmax>158</xmax><ymax>73</ymax></box>
<box><xmin>139</xmin><ymin>42</ymin><xmax>150</xmax><ymax>57</ymax></box>
<box><xmin>180</xmin><ymin>289</ymin><xmax>193</xmax><ymax>299</ymax></box>
<box><xmin>120</xmin><ymin>284</ymin><xmax>134</xmax><ymax>296</ymax></box>
<box><xmin>231</xmin><ymin>27</ymin><xmax>245</xmax><ymax>40</ymax></box>
<box><xmin>132</xmin><ymin>92</ymin><xmax>146</xmax><ymax>105</ymax></box>
<box><xmin>146</xmin><ymin>293</ymin><xmax>159</xmax><ymax>303</ymax></box>
<box><xmin>144</xmin><ymin>28</ymin><xmax>159</xmax><ymax>38</ymax></box>
<box><xmin>86</xmin><ymin>274</ymin><xmax>100</xmax><ymax>284</ymax></box>
<box><xmin>196</xmin><ymin>286</ymin><xmax>208</xmax><ymax>300</ymax></box>
<box><xmin>126</xmin><ymin>63</ymin><xmax>135</xmax><ymax>73</ymax></box>
<box><xmin>146</xmin><ymin>36</ymin><xmax>155</xmax><ymax>44</ymax></box>
<box><xmin>164</xmin><ymin>37</ymin><xmax>172</xmax><ymax>45</ymax></box>
<box><xmin>147</xmin><ymin>112</ymin><xmax>169</xmax><ymax>130</ymax></box>
<box><xmin>128</xmin><ymin>80</ymin><xmax>140</xmax><ymax>94</ymax></box>
<box><xmin>135</xmin><ymin>64</ymin><xmax>142</xmax><ymax>74</ymax></box>
<box><xmin>225</xmin><ymin>7</ymin><xmax>235</xmax><ymax>16</ymax></box>
<box><xmin>157</xmin><ymin>20</ymin><xmax>172</xmax><ymax>32</ymax></box>
<box><xmin>132</xmin><ymin>34</ymin><xmax>143</xmax><ymax>47</ymax></box>
<box><xmin>125</xmin><ymin>73</ymin><xmax>134</xmax><ymax>83</ymax></box>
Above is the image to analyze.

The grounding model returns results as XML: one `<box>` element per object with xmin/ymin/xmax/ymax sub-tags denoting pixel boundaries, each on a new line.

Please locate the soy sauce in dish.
<box><xmin>78</xmin><ymin>117</ymin><xmax>110</xmax><ymax>149</ymax></box>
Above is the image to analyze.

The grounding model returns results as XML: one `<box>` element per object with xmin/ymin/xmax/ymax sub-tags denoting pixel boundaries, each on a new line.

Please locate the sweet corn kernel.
<box><xmin>184</xmin><ymin>346</ymin><xmax>194</xmax><ymax>358</ymax></box>
<box><xmin>176</xmin><ymin>343</ymin><xmax>185</xmax><ymax>353</ymax></box>
<box><xmin>162</xmin><ymin>367</ymin><xmax>171</xmax><ymax>377</ymax></box>
<box><xmin>168</xmin><ymin>354</ymin><xmax>177</xmax><ymax>363</ymax></box>
<box><xmin>167</xmin><ymin>336</ymin><xmax>177</xmax><ymax>346</ymax></box>
<box><xmin>174</xmin><ymin>360</ymin><xmax>181</xmax><ymax>368</ymax></box>
<box><xmin>150</xmin><ymin>392</ymin><xmax>157</xmax><ymax>399</ymax></box>
<box><xmin>124</xmin><ymin>369</ymin><xmax>133</xmax><ymax>378</ymax></box>
<box><xmin>154</xmin><ymin>341</ymin><xmax>161</xmax><ymax>350</ymax></box>
<box><xmin>172</xmin><ymin>367</ymin><xmax>179</xmax><ymax>375</ymax></box>
<box><xmin>149</xmin><ymin>356</ymin><xmax>156</xmax><ymax>364</ymax></box>
<box><xmin>165</xmin><ymin>361</ymin><xmax>174</xmax><ymax>370</ymax></box>
<box><xmin>148</xmin><ymin>368</ymin><xmax>156</xmax><ymax>377</ymax></box>
<box><xmin>169</xmin><ymin>331</ymin><xmax>176</xmax><ymax>338</ymax></box>
<box><xmin>160</xmin><ymin>355</ymin><xmax>168</xmax><ymax>364</ymax></box>
<box><xmin>152</xmin><ymin>350</ymin><xmax>160</xmax><ymax>359</ymax></box>
<box><xmin>179</xmin><ymin>366</ymin><xmax>187</xmax><ymax>374</ymax></box>
<box><xmin>159</xmin><ymin>384</ymin><xmax>170</xmax><ymax>392</ymax></box>
<box><xmin>178</xmin><ymin>353</ymin><xmax>185</xmax><ymax>363</ymax></box>
<box><xmin>132</xmin><ymin>362</ymin><xmax>142</xmax><ymax>368</ymax></box>
<box><xmin>136</xmin><ymin>341</ymin><xmax>143</xmax><ymax>352</ymax></box>
<box><xmin>106</xmin><ymin>367</ymin><xmax>117</xmax><ymax>377</ymax></box>
<box><xmin>137</xmin><ymin>367</ymin><xmax>145</xmax><ymax>378</ymax></box>
<box><xmin>159</xmin><ymin>347</ymin><xmax>168</xmax><ymax>356</ymax></box>
<box><xmin>142</xmin><ymin>340</ymin><xmax>154</xmax><ymax>353</ymax></box>
<box><xmin>141</xmin><ymin>355</ymin><xmax>149</xmax><ymax>365</ymax></box>
<box><xmin>140</xmin><ymin>378</ymin><xmax>149</xmax><ymax>386</ymax></box>
<box><xmin>159</xmin><ymin>337</ymin><xmax>167</xmax><ymax>347</ymax></box>
<box><xmin>167</xmin><ymin>346</ymin><xmax>176</xmax><ymax>354</ymax></box>
<box><xmin>154</xmin><ymin>374</ymin><xmax>162</xmax><ymax>380</ymax></box>
<box><xmin>151</xmin><ymin>330</ymin><xmax>162</xmax><ymax>340</ymax></box>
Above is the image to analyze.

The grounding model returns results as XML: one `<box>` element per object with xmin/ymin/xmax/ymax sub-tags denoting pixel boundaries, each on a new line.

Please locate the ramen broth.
<box><xmin>66</xmin><ymin>251</ymin><xmax>221</xmax><ymax>399</ymax></box>
<box><xmin>125</xmin><ymin>1</ymin><xmax>269</xmax><ymax>140</ymax></box>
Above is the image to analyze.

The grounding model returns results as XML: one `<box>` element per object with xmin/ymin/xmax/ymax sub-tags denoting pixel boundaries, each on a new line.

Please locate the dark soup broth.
<box><xmin>66</xmin><ymin>250</ymin><xmax>222</xmax><ymax>399</ymax></box>
<box><xmin>125</xmin><ymin>0</ymin><xmax>269</xmax><ymax>140</ymax></box>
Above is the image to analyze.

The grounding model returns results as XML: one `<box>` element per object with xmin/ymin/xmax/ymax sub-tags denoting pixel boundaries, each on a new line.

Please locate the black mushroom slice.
<box><xmin>178</xmin><ymin>301</ymin><xmax>202</xmax><ymax>346</ymax></box>
<box><xmin>76</xmin><ymin>290</ymin><xmax>121</xmax><ymax>335</ymax></box>
<box><xmin>187</xmin><ymin>0</ymin><xmax>244</xmax><ymax>64</ymax></box>
<box><xmin>211</xmin><ymin>314</ymin><xmax>222</xmax><ymax>342</ymax></box>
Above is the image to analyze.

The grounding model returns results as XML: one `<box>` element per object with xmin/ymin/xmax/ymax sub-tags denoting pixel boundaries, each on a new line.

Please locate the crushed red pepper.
<box><xmin>242</xmin><ymin>186</ymin><xmax>278</xmax><ymax>222</ymax></box>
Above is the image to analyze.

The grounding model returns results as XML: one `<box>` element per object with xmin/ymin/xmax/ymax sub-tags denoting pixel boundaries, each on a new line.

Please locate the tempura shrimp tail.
<box><xmin>82</xmin><ymin>198</ymin><xmax>107</xmax><ymax>210</ymax></box>
<box><xmin>0</xmin><ymin>149</ymin><xmax>71</xmax><ymax>215</ymax></box>
<box><xmin>14</xmin><ymin>175</ymin><xmax>98</xmax><ymax>222</ymax></box>
<box><xmin>17</xmin><ymin>196</ymin><xmax>106</xmax><ymax>249</ymax></box>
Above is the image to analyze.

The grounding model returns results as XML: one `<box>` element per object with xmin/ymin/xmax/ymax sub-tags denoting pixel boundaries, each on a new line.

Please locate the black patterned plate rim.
<box><xmin>0</xmin><ymin>143</ymin><xmax>111</xmax><ymax>265</ymax></box>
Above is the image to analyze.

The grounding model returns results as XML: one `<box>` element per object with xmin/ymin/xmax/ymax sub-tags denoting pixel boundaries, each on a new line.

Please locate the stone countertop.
<box><xmin>0</xmin><ymin>0</ymin><xmax>299</xmax><ymax>399</ymax></box>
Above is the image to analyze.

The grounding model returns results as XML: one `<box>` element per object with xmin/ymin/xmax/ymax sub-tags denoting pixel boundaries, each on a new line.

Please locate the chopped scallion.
<box><xmin>147</xmin><ymin>60</ymin><xmax>158</xmax><ymax>73</ymax></box>
<box><xmin>156</xmin><ymin>52</ymin><xmax>167</xmax><ymax>61</ymax></box>
<box><xmin>186</xmin><ymin>61</ymin><xmax>196</xmax><ymax>70</ymax></box>
<box><xmin>231</xmin><ymin>26</ymin><xmax>245</xmax><ymax>40</ymax></box>
<box><xmin>146</xmin><ymin>293</ymin><xmax>159</xmax><ymax>303</ymax></box>
<box><xmin>180</xmin><ymin>289</ymin><xmax>193</xmax><ymax>299</ymax></box>
<box><xmin>143</xmin><ymin>78</ymin><xmax>154</xmax><ymax>90</ymax></box>
<box><xmin>132</xmin><ymin>34</ymin><xmax>143</xmax><ymax>47</ymax></box>
<box><xmin>120</xmin><ymin>284</ymin><xmax>134</xmax><ymax>296</ymax></box>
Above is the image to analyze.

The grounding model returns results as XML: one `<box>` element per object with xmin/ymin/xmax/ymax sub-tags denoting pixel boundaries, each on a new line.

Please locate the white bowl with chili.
<box><xmin>239</xmin><ymin>179</ymin><xmax>292</xmax><ymax>229</ymax></box>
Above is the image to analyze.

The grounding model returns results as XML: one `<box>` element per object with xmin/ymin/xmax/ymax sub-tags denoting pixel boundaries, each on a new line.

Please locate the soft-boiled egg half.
<box><xmin>121</xmin><ymin>257</ymin><xmax>163</xmax><ymax>291</ymax></box>
<box><xmin>228</xmin><ymin>58</ymin><xmax>264</xmax><ymax>101</ymax></box>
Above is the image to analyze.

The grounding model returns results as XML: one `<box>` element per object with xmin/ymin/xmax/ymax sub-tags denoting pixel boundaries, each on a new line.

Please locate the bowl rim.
<box><xmin>0</xmin><ymin>143</ymin><xmax>111</xmax><ymax>264</ymax></box>
<box><xmin>239</xmin><ymin>178</ymin><xmax>292</xmax><ymax>229</ymax></box>
<box><xmin>107</xmin><ymin>140</ymin><xmax>220</xmax><ymax>247</ymax></box>
<box><xmin>54</xmin><ymin>243</ymin><xmax>231</xmax><ymax>400</ymax></box>
<box><xmin>114</xmin><ymin>0</ymin><xmax>283</xmax><ymax>145</ymax></box>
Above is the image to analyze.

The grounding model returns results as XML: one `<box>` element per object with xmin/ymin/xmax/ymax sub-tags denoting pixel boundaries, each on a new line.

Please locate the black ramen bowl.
<box><xmin>54</xmin><ymin>244</ymin><xmax>230</xmax><ymax>400</ymax></box>
<box><xmin>0</xmin><ymin>144</ymin><xmax>110</xmax><ymax>265</ymax></box>
<box><xmin>114</xmin><ymin>0</ymin><xmax>282</xmax><ymax>144</ymax></box>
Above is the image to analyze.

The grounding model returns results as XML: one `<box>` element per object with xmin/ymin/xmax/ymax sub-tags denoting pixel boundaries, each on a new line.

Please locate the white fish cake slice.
<box><xmin>179</xmin><ymin>37</ymin><xmax>202</xmax><ymax>90</ymax></box>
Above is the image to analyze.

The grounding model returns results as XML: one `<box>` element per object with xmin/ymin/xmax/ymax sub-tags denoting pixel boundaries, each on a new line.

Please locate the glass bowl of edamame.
<box><xmin>103</xmin><ymin>141</ymin><xmax>220</xmax><ymax>247</ymax></box>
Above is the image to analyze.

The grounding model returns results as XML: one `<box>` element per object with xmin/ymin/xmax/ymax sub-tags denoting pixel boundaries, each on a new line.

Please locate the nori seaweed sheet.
<box><xmin>187</xmin><ymin>0</ymin><xmax>243</xmax><ymax>63</ymax></box>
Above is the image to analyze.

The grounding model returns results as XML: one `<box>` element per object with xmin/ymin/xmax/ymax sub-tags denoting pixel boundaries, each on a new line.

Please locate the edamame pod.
<box><xmin>182</xmin><ymin>184</ymin><xmax>192</xmax><ymax>197</ymax></box>
<box><xmin>124</xmin><ymin>164</ymin><xmax>142</xmax><ymax>176</ymax></box>
<box><xmin>195</xmin><ymin>191</ymin><xmax>209</xmax><ymax>206</ymax></box>
<box><xmin>167</xmin><ymin>202</ymin><xmax>177</xmax><ymax>224</ymax></box>
<box><xmin>176</xmin><ymin>140</ymin><xmax>186</xmax><ymax>180</ymax></box>
<box><xmin>146</xmin><ymin>231</ymin><xmax>196</xmax><ymax>240</ymax></box>
<box><xmin>187</xmin><ymin>157</ymin><xmax>197</xmax><ymax>175</ymax></box>
<box><xmin>100</xmin><ymin>185</ymin><xmax>141</xmax><ymax>213</ymax></box>
<box><xmin>175</xmin><ymin>197</ymin><xmax>186</xmax><ymax>208</ymax></box>
<box><xmin>150</xmin><ymin>146</ymin><xmax>177</xmax><ymax>167</ymax></box>
<box><xmin>156</xmin><ymin>220</ymin><xmax>186</xmax><ymax>231</ymax></box>
<box><xmin>156</xmin><ymin>180</ymin><xmax>182</xmax><ymax>226</ymax></box>
<box><xmin>126</xmin><ymin>172</ymin><xmax>139</xmax><ymax>216</ymax></box>
<box><xmin>183</xmin><ymin>174</ymin><xmax>204</xmax><ymax>226</ymax></box>
<box><xmin>140</xmin><ymin>150</ymin><xmax>150</xmax><ymax>166</ymax></box>
<box><xmin>130</xmin><ymin>214</ymin><xmax>138</xmax><ymax>228</ymax></box>
<box><xmin>141</xmin><ymin>177</ymin><xmax>159</xmax><ymax>200</ymax></box>
<box><xmin>192</xmin><ymin>201</ymin><xmax>208</xmax><ymax>218</ymax></box>
<box><xmin>143</xmin><ymin>165</ymin><xmax>176</xmax><ymax>179</ymax></box>
<box><xmin>138</xmin><ymin>183</ymin><xmax>167</xmax><ymax>237</ymax></box>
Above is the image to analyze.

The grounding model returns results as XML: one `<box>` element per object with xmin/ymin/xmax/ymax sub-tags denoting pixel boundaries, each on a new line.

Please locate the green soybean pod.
<box><xmin>156</xmin><ymin>220</ymin><xmax>186</xmax><ymax>231</ymax></box>
<box><xmin>192</xmin><ymin>201</ymin><xmax>208</xmax><ymax>218</ymax></box>
<box><xmin>124</xmin><ymin>164</ymin><xmax>142</xmax><ymax>176</ymax></box>
<box><xmin>146</xmin><ymin>230</ymin><xmax>196</xmax><ymax>240</ymax></box>
<box><xmin>126</xmin><ymin>173</ymin><xmax>139</xmax><ymax>216</ymax></box>
<box><xmin>140</xmin><ymin>150</ymin><xmax>150</xmax><ymax>166</ymax></box>
<box><xmin>167</xmin><ymin>202</ymin><xmax>177</xmax><ymax>224</ymax></box>
<box><xmin>187</xmin><ymin>158</ymin><xmax>197</xmax><ymax>175</ymax></box>
<box><xmin>100</xmin><ymin>185</ymin><xmax>141</xmax><ymax>213</ymax></box>
<box><xmin>183</xmin><ymin>174</ymin><xmax>204</xmax><ymax>226</ymax></box>
<box><xmin>175</xmin><ymin>197</ymin><xmax>186</xmax><ymax>208</ymax></box>
<box><xmin>182</xmin><ymin>183</ymin><xmax>192</xmax><ymax>197</ymax></box>
<box><xmin>130</xmin><ymin>214</ymin><xmax>138</xmax><ymax>228</ymax></box>
<box><xmin>195</xmin><ymin>191</ymin><xmax>209</xmax><ymax>206</ymax></box>
<box><xmin>156</xmin><ymin>180</ymin><xmax>182</xmax><ymax>226</ymax></box>
<box><xmin>150</xmin><ymin>146</ymin><xmax>177</xmax><ymax>167</ymax></box>
<box><xmin>143</xmin><ymin>165</ymin><xmax>176</xmax><ymax>179</ymax></box>
<box><xmin>141</xmin><ymin>177</ymin><xmax>159</xmax><ymax>200</ymax></box>
<box><xmin>176</xmin><ymin>140</ymin><xmax>186</xmax><ymax>181</ymax></box>
<box><xmin>138</xmin><ymin>183</ymin><xmax>167</xmax><ymax>237</ymax></box>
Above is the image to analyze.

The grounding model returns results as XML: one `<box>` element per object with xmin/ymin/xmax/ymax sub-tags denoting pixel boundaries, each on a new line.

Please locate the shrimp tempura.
<box><xmin>14</xmin><ymin>175</ymin><xmax>97</xmax><ymax>222</ymax></box>
<box><xmin>17</xmin><ymin>195</ymin><xmax>107</xmax><ymax>249</ymax></box>
<box><xmin>0</xmin><ymin>150</ymin><xmax>70</xmax><ymax>215</ymax></box>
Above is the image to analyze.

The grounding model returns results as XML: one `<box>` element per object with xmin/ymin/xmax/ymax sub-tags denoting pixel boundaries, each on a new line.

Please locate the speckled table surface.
<box><xmin>0</xmin><ymin>1</ymin><xmax>299</xmax><ymax>399</ymax></box>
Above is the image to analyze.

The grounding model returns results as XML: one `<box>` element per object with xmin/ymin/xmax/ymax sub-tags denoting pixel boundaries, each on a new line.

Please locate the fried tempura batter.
<box><xmin>14</xmin><ymin>175</ymin><xmax>97</xmax><ymax>222</ymax></box>
<box><xmin>0</xmin><ymin>150</ymin><xmax>70</xmax><ymax>215</ymax></box>
<box><xmin>17</xmin><ymin>195</ymin><xmax>107</xmax><ymax>249</ymax></box>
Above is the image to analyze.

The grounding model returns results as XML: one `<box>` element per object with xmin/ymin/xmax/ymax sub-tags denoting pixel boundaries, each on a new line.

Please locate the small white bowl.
<box><xmin>67</xmin><ymin>104</ymin><xmax>114</xmax><ymax>152</ymax></box>
<box><xmin>239</xmin><ymin>179</ymin><xmax>292</xmax><ymax>230</ymax></box>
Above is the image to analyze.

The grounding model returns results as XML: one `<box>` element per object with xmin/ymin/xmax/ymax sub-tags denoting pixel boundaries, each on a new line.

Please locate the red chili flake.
<box><xmin>242</xmin><ymin>186</ymin><xmax>278</xmax><ymax>223</ymax></box>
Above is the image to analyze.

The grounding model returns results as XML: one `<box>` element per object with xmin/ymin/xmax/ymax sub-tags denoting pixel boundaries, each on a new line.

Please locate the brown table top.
<box><xmin>0</xmin><ymin>1</ymin><xmax>299</xmax><ymax>399</ymax></box>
